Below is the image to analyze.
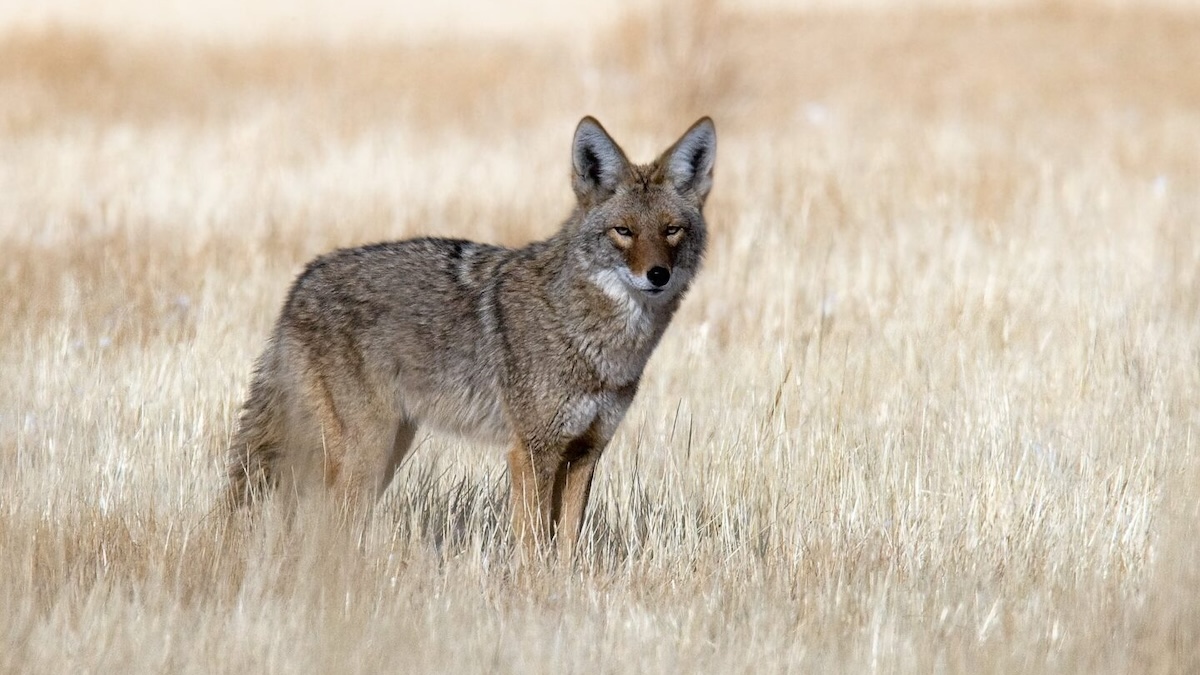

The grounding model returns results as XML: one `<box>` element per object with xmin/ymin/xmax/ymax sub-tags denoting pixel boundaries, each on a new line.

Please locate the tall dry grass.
<box><xmin>1</xmin><ymin>1</ymin><xmax>1199</xmax><ymax>672</ymax></box>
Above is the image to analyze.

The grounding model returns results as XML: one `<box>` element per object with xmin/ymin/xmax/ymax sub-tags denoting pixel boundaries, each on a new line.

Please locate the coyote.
<box><xmin>226</xmin><ymin>116</ymin><xmax>716</xmax><ymax>556</ymax></box>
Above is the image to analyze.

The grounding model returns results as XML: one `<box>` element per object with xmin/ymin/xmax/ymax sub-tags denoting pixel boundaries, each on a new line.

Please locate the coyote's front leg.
<box><xmin>507</xmin><ymin>439</ymin><xmax>557</xmax><ymax>558</ymax></box>
<box><xmin>554</xmin><ymin>450</ymin><xmax>599</xmax><ymax>557</ymax></box>
<box><xmin>508</xmin><ymin>429</ymin><xmax>607</xmax><ymax>560</ymax></box>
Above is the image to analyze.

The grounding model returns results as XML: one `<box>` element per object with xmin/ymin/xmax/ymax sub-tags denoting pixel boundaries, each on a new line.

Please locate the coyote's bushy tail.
<box><xmin>225</xmin><ymin>335</ymin><xmax>289</xmax><ymax>509</ymax></box>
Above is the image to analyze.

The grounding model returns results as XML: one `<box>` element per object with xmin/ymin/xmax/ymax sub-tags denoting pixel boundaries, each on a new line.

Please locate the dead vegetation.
<box><xmin>1</xmin><ymin>1</ymin><xmax>1198</xmax><ymax>672</ymax></box>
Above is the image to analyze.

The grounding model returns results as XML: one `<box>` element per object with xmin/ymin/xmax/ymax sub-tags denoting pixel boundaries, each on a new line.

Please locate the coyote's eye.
<box><xmin>612</xmin><ymin>227</ymin><xmax>633</xmax><ymax>237</ymax></box>
<box><xmin>664</xmin><ymin>226</ymin><xmax>683</xmax><ymax>236</ymax></box>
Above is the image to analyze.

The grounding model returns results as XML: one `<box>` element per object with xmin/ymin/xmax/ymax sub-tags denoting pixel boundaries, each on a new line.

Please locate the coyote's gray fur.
<box><xmin>226</xmin><ymin>116</ymin><xmax>716</xmax><ymax>555</ymax></box>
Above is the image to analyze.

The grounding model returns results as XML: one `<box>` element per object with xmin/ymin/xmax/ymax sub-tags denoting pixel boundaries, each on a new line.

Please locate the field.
<box><xmin>2</xmin><ymin>0</ymin><xmax>1199</xmax><ymax>671</ymax></box>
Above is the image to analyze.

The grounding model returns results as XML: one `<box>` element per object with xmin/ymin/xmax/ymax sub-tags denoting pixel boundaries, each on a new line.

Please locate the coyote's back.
<box><xmin>227</xmin><ymin>116</ymin><xmax>717</xmax><ymax>557</ymax></box>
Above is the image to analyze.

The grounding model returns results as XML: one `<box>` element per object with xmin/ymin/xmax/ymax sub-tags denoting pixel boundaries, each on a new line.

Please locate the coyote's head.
<box><xmin>568</xmin><ymin>116</ymin><xmax>716</xmax><ymax>306</ymax></box>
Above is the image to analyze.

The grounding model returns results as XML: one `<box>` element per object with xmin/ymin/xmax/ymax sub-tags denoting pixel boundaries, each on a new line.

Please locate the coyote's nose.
<box><xmin>647</xmin><ymin>266</ymin><xmax>671</xmax><ymax>288</ymax></box>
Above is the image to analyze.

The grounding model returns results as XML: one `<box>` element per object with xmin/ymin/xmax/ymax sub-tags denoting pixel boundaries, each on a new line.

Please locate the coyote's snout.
<box><xmin>226</xmin><ymin>116</ymin><xmax>716</xmax><ymax>557</ymax></box>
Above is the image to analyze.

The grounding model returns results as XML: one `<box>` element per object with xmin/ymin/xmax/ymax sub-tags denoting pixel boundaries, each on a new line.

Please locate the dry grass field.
<box><xmin>2</xmin><ymin>0</ymin><xmax>1199</xmax><ymax>671</ymax></box>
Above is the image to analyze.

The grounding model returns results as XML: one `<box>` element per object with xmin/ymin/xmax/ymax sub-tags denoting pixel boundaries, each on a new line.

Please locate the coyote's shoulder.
<box><xmin>227</xmin><ymin>116</ymin><xmax>717</xmax><ymax>557</ymax></box>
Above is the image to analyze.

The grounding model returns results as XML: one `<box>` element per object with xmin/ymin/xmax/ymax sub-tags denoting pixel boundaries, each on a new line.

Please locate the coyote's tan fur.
<box><xmin>226</xmin><ymin>116</ymin><xmax>716</xmax><ymax>556</ymax></box>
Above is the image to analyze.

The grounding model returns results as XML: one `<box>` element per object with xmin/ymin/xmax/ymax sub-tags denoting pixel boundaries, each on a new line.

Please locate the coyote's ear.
<box><xmin>572</xmin><ymin>117</ymin><xmax>631</xmax><ymax>203</ymax></box>
<box><xmin>662</xmin><ymin>117</ymin><xmax>717</xmax><ymax>203</ymax></box>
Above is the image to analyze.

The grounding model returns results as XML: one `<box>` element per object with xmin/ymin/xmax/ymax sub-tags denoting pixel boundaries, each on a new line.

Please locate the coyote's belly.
<box><xmin>398</xmin><ymin>366</ymin><xmax>511</xmax><ymax>445</ymax></box>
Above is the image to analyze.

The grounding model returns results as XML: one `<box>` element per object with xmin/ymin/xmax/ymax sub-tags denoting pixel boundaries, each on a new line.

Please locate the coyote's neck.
<box><xmin>536</xmin><ymin>236</ymin><xmax>679</xmax><ymax>388</ymax></box>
